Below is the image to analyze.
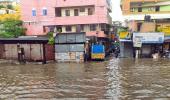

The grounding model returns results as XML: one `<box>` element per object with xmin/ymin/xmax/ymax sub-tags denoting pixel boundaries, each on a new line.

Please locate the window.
<box><xmin>42</xmin><ymin>8</ymin><xmax>47</xmax><ymax>16</ymax></box>
<box><xmin>32</xmin><ymin>8</ymin><xmax>36</xmax><ymax>16</ymax></box>
<box><xmin>137</xmin><ymin>23</ymin><xmax>142</xmax><ymax>32</ymax></box>
<box><xmin>138</xmin><ymin>7</ymin><xmax>142</xmax><ymax>12</ymax></box>
<box><xmin>49</xmin><ymin>27</ymin><xmax>54</xmax><ymax>32</ymax></box>
<box><xmin>55</xmin><ymin>8</ymin><xmax>61</xmax><ymax>17</ymax></box>
<box><xmin>57</xmin><ymin>26</ymin><xmax>62</xmax><ymax>33</ymax></box>
<box><xmin>148</xmin><ymin>7</ymin><xmax>154</xmax><ymax>11</ymax></box>
<box><xmin>80</xmin><ymin>25</ymin><xmax>84</xmax><ymax>31</ymax></box>
<box><xmin>155</xmin><ymin>6</ymin><xmax>160</xmax><ymax>12</ymax></box>
<box><xmin>101</xmin><ymin>24</ymin><xmax>106</xmax><ymax>31</ymax></box>
<box><xmin>76</xmin><ymin>25</ymin><xmax>81</xmax><ymax>32</ymax></box>
<box><xmin>88</xmin><ymin>8</ymin><xmax>93</xmax><ymax>15</ymax></box>
<box><xmin>65</xmin><ymin>10</ymin><xmax>70</xmax><ymax>16</ymax></box>
<box><xmin>43</xmin><ymin>26</ymin><xmax>47</xmax><ymax>33</ymax></box>
<box><xmin>66</xmin><ymin>26</ymin><xmax>72</xmax><ymax>32</ymax></box>
<box><xmin>90</xmin><ymin>24</ymin><xmax>97</xmax><ymax>31</ymax></box>
<box><xmin>130</xmin><ymin>8</ymin><xmax>135</xmax><ymax>12</ymax></box>
<box><xmin>74</xmin><ymin>9</ymin><xmax>79</xmax><ymax>16</ymax></box>
<box><xmin>80</xmin><ymin>7</ymin><xmax>85</xmax><ymax>12</ymax></box>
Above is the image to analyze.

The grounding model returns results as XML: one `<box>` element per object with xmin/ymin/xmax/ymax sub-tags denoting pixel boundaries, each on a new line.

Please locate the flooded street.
<box><xmin>0</xmin><ymin>58</ymin><xmax>170</xmax><ymax>100</ymax></box>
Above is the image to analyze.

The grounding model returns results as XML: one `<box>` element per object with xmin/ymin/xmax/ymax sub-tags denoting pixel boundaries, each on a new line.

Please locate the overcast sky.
<box><xmin>111</xmin><ymin>0</ymin><xmax>123</xmax><ymax>21</ymax></box>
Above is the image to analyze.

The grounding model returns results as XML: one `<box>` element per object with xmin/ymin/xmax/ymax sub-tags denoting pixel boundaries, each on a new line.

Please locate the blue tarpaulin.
<box><xmin>92</xmin><ymin>45</ymin><xmax>104</xmax><ymax>53</ymax></box>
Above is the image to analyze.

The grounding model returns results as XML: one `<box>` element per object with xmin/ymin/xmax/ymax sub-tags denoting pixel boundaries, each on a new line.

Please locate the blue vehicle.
<box><xmin>91</xmin><ymin>44</ymin><xmax>105</xmax><ymax>60</ymax></box>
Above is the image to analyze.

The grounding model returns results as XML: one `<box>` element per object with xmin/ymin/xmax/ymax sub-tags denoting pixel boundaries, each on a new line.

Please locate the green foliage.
<box><xmin>118</xmin><ymin>27</ymin><xmax>128</xmax><ymax>33</ymax></box>
<box><xmin>156</xmin><ymin>27</ymin><xmax>162</xmax><ymax>32</ymax></box>
<box><xmin>6</xmin><ymin>5</ymin><xmax>13</xmax><ymax>10</ymax></box>
<box><xmin>47</xmin><ymin>32</ymin><xmax>55</xmax><ymax>45</ymax></box>
<box><xmin>57</xmin><ymin>29</ymin><xmax>62</xmax><ymax>33</ymax></box>
<box><xmin>0</xmin><ymin>5</ymin><xmax>5</xmax><ymax>9</ymax></box>
<box><xmin>48</xmin><ymin>37</ymin><xmax>55</xmax><ymax>45</ymax></box>
<box><xmin>0</xmin><ymin>19</ymin><xmax>26</xmax><ymax>38</ymax></box>
<box><xmin>47</xmin><ymin>32</ymin><xmax>53</xmax><ymax>37</ymax></box>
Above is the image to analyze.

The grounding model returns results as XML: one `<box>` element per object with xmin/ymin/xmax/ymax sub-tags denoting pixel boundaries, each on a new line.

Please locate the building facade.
<box><xmin>121</xmin><ymin>0</ymin><xmax>170</xmax><ymax>18</ymax></box>
<box><xmin>20</xmin><ymin>0</ymin><xmax>112</xmax><ymax>37</ymax></box>
<box><xmin>0</xmin><ymin>0</ymin><xmax>13</xmax><ymax>6</ymax></box>
<box><xmin>121</xmin><ymin>0</ymin><xmax>170</xmax><ymax>58</ymax></box>
<box><xmin>121</xmin><ymin>0</ymin><xmax>170</xmax><ymax>35</ymax></box>
<box><xmin>0</xmin><ymin>0</ymin><xmax>19</xmax><ymax>15</ymax></box>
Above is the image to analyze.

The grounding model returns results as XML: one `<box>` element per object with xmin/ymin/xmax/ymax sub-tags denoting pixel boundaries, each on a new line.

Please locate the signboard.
<box><xmin>119</xmin><ymin>32</ymin><xmax>129</xmax><ymax>39</ymax></box>
<box><xmin>161</xmin><ymin>27</ymin><xmax>170</xmax><ymax>36</ymax></box>
<box><xmin>133</xmin><ymin>36</ymin><xmax>142</xmax><ymax>47</ymax></box>
<box><xmin>157</xmin><ymin>25</ymin><xmax>170</xmax><ymax>37</ymax></box>
<box><xmin>133</xmin><ymin>32</ymin><xmax>164</xmax><ymax>44</ymax></box>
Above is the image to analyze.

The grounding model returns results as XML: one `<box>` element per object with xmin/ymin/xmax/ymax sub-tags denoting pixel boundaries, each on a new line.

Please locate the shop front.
<box><xmin>133</xmin><ymin>32</ymin><xmax>164</xmax><ymax>58</ymax></box>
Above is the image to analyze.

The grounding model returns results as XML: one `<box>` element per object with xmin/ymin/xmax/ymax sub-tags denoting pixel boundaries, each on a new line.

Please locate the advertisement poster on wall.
<box><xmin>133</xmin><ymin>32</ymin><xmax>164</xmax><ymax>44</ymax></box>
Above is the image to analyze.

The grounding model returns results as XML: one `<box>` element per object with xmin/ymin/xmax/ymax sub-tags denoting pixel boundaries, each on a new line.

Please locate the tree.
<box><xmin>0</xmin><ymin>19</ymin><xmax>26</xmax><ymax>38</ymax></box>
<box><xmin>0</xmin><ymin>14</ymin><xmax>20</xmax><ymax>21</ymax></box>
<box><xmin>0</xmin><ymin>3</ymin><xmax>20</xmax><ymax>21</ymax></box>
<box><xmin>6</xmin><ymin>5</ymin><xmax>13</xmax><ymax>10</ymax></box>
<box><xmin>0</xmin><ymin>5</ymin><xmax>5</xmax><ymax>9</ymax></box>
<box><xmin>47</xmin><ymin>32</ymin><xmax>55</xmax><ymax>45</ymax></box>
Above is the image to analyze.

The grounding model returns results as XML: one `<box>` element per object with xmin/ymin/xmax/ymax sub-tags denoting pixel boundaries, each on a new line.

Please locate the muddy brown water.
<box><xmin>0</xmin><ymin>58</ymin><xmax>170</xmax><ymax>100</ymax></box>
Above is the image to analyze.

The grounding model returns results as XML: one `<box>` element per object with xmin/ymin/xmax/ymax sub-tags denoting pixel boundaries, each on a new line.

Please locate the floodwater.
<box><xmin>0</xmin><ymin>58</ymin><xmax>170</xmax><ymax>100</ymax></box>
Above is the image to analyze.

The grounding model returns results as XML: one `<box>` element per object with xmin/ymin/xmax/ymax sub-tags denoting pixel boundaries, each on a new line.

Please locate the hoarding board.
<box><xmin>133</xmin><ymin>32</ymin><xmax>164</xmax><ymax>44</ymax></box>
<box><xmin>119</xmin><ymin>32</ymin><xmax>129</xmax><ymax>39</ymax></box>
<box><xmin>161</xmin><ymin>27</ymin><xmax>170</xmax><ymax>36</ymax></box>
<box><xmin>133</xmin><ymin>36</ymin><xmax>142</xmax><ymax>47</ymax></box>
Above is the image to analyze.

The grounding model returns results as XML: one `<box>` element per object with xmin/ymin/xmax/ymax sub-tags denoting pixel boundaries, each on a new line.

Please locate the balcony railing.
<box><xmin>130</xmin><ymin>0</ymin><xmax>169</xmax><ymax>2</ymax></box>
<box><xmin>130</xmin><ymin>0</ymin><xmax>157</xmax><ymax>2</ymax></box>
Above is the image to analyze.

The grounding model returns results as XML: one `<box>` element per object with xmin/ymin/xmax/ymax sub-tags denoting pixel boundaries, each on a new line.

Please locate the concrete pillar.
<box><xmin>136</xmin><ymin>50</ymin><xmax>139</xmax><ymax>59</ymax></box>
<box><xmin>120</xmin><ymin>42</ymin><xmax>124</xmax><ymax>58</ymax></box>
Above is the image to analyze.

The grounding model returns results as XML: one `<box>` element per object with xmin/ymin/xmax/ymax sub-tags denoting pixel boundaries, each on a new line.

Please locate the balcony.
<box><xmin>130</xmin><ymin>11</ymin><xmax>170</xmax><ymax>15</ymax></box>
<box><xmin>130</xmin><ymin>0</ymin><xmax>157</xmax><ymax>2</ymax></box>
<box><xmin>53</xmin><ymin>15</ymin><xmax>108</xmax><ymax>25</ymax></box>
<box><xmin>130</xmin><ymin>0</ymin><xmax>169</xmax><ymax>2</ymax></box>
<box><xmin>55</xmin><ymin>0</ymin><xmax>96</xmax><ymax>8</ymax></box>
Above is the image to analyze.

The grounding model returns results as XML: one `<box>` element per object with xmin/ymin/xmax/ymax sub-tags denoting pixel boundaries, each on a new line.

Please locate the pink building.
<box><xmin>20</xmin><ymin>0</ymin><xmax>112</xmax><ymax>37</ymax></box>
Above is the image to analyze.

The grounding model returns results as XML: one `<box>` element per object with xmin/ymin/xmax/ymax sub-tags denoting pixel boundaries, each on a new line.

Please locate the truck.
<box><xmin>91</xmin><ymin>44</ymin><xmax>105</xmax><ymax>60</ymax></box>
